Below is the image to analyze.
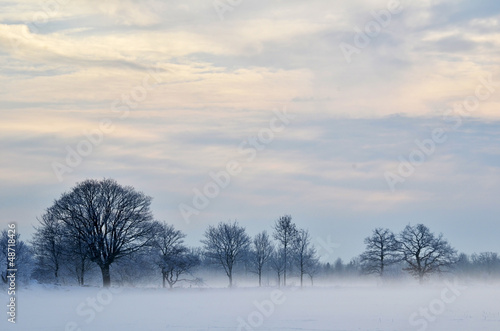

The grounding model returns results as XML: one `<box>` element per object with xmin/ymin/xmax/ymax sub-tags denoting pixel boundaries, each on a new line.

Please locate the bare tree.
<box><xmin>151</xmin><ymin>222</ymin><xmax>199</xmax><ymax>288</ymax></box>
<box><xmin>1</xmin><ymin>230</ymin><xmax>20</xmax><ymax>283</ymax></box>
<box><xmin>31</xmin><ymin>214</ymin><xmax>66</xmax><ymax>283</ymax></box>
<box><xmin>270</xmin><ymin>247</ymin><xmax>285</xmax><ymax>287</ymax></box>
<box><xmin>162</xmin><ymin>249</ymin><xmax>200</xmax><ymax>289</ymax></box>
<box><xmin>305</xmin><ymin>252</ymin><xmax>320</xmax><ymax>286</ymax></box>
<box><xmin>293</xmin><ymin>229</ymin><xmax>318</xmax><ymax>287</ymax></box>
<box><xmin>1</xmin><ymin>230</ymin><xmax>33</xmax><ymax>285</ymax></box>
<box><xmin>360</xmin><ymin>228</ymin><xmax>400</xmax><ymax>277</ymax></box>
<box><xmin>250</xmin><ymin>231</ymin><xmax>274</xmax><ymax>287</ymax></box>
<box><xmin>398</xmin><ymin>224</ymin><xmax>457</xmax><ymax>283</ymax></box>
<box><xmin>273</xmin><ymin>215</ymin><xmax>298</xmax><ymax>286</ymax></box>
<box><xmin>32</xmin><ymin>213</ymin><xmax>94</xmax><ymax>286</ymax></box>
<box><xmin>46</xmin><ymin>178</ymin><xmax>156</xmax><ymax>287</ymax></box>
<box><xmin>201</xmin><ymin>221</ymin><xmax>250</xmax><ymax>288</ymax></box>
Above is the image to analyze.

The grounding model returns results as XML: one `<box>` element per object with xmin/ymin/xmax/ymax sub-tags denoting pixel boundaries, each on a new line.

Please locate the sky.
<box><xmin>1</xmin><ymin>0</ymin><xmax>500</xmax><ymax>262</ymax></box>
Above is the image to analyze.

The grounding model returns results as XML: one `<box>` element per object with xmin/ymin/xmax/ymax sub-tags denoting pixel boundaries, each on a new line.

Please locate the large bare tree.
<box><xmin>45</xmin><ymin>178</ymin><xmax>155</xmax><ymax>287</ymax></box>
<box><xmin>201</xmin><ymin>221</ymin><xmax>250</xmax><ymax>288</ymax></box>
<box><xmin>273</xmin><ymin>215</ymin><xmax>298</xmax><ymax>286</ymax></box>
<box><xmin>360</xmin><ymin>228</ymin><xmax>400</xmax><ymax>277</ymax></box>
<box><xmin>398</xmin><ymin>224</ymin><xmax>457</xmax><ymax>283</ymax></box>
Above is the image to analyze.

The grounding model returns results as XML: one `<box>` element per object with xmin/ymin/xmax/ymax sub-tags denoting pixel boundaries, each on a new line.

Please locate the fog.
<box><xmin>2</xmin><ymin>276</ymin><xmax>500</xmax><ymax>331</ymax></box>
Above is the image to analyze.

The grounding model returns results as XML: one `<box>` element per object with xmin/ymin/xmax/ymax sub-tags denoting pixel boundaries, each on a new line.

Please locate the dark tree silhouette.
<box><xmin>45</xmin><ymin>178</ymin><xmax>155</xmax><ymax>287</ymax></box>
<box><xmin>151</xmin><ymin>221</ymin><xmax>199</xmax><ymax>288</ymax></box>
<box><xmin>201</xmin><ymin>221</ymin><xmax>250</xmax><ymax>288</ymax></box>
<box><xmin>33</xmin><ymin>213</ymin><xmax>93</xmax><ymax>286</ymax></box>
<box><xmin>32</xmin><ymin>214</ymin><xmax>65</xmax><ymax>283</ymax></box>
<box><xmin>305</xmin><ymin>255</ymin><xmax>320</xmax><ymax>286</ymax></box>
<box><xmin>293</xmin><ymin>229</ymin><xmax>318</xmax><ymax>287</ymax></box>
<box><xmin>1</xmin><ymin>230</ymin><xmax>32</xmax><ymax>285</ymax></box>
<box><xmin>398</xmin><ymin>224</ymin><xmax>457</xmax><ymax>283</ymax></box>
<box><xmin>250</xmin><ymin>231</ymin><xmax>273</xmax><ymax>287</ymax></box>
<box><xmin>270</xmin><ymin>247</ymin><xmax>286</xmax><ymax>287</ymax></box>
<box><xmin>273</xmin><ymin>215</ymin><xmax>298</xmax><ymax>286</ymax></box>
<box><xmin>360</xmin><ymin>228</ymin><xmax>400</xmax><ymax>277</ymax></box>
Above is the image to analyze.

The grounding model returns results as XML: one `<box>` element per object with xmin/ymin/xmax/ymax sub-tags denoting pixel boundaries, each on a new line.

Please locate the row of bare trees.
<box><xmin>4</xmin><ymin>178</ymin><xmax>499</xmax><ymax>288</ymax></box>
<box><xmin>201</xmin><ymin>217</ymin><xmax>320</xmax><ymax>288</ymax></box>
<box><xmin>28</xmin><ymin>179</ymin><xmax>320</xmax><ymax>288</ymax></box>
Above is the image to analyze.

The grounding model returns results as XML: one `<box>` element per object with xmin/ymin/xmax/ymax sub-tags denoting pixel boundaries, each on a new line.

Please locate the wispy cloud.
<box><xmin>1</xmin><ymin>0</ymin><xmax>500</xmax><ymax>258</ymax></box>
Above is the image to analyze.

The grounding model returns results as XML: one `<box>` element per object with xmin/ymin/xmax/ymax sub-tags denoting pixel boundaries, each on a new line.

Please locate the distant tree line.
<box><xmin>2</xmin><ymin>179</ymin><xmax>500</xmax><ymax>288</ymax></box>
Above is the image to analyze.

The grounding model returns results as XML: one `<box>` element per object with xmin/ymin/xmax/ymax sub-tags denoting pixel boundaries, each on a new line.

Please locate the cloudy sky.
<box><xmin>1</xmin><ymin>0</ymin><xmax>499</xmax><ymax>261</ymax></box>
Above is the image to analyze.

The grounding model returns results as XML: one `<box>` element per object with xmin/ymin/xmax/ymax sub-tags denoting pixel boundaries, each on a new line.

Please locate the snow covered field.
<box><xmin>2</xmin><ymin>281</ymin><xmax>500</xmax><ymax>331</ymax></box>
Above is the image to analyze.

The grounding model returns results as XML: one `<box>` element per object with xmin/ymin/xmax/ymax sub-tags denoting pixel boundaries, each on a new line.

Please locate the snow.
<box><xmin>1</xmin><ymin>281</ymin><xmax>500</xmax><ymax>330</ymax></box>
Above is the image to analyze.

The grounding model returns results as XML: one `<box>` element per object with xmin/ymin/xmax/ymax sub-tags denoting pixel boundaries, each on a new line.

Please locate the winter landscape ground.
<box><xmin>2</xmin><ymin>280</ymin><xmax>500</xmax><ymax>331</ymax></box>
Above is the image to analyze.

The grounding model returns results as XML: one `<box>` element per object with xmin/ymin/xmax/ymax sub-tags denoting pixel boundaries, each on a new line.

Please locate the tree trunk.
<box><xmin>54</xmin><ymin>263</ymin><xmax>59</xmax><ymax>283</ymax></box>
<box><xmin>76</xmin><ymin>269</ymin><xmax>83</xmax><ymax>286</ymax></box>
<box><xmin>79</xmin><ymin>259</ymin><xmax>85</xmax><ymax>286</ymax></box>
<box><xmin>100</xmin><ymin>264</ymin><xmax>111</xmax><ymax>288</ymax></box>
<box><xmin>162</xmin><ymin>272</ymin><xmax>166</xmax><ymax>288</ymax></box>
<box><xmin>284</xmin><ymin>251</ymin><xmax>287</xmax><ymax>287</ymax></box>
<box><xmin>2</xmin><ymin>257</ymin><xmax>6</xmax><ymax>283</ymax></box>
<box><xmin>228</xmin><ymin>273</ymin><xmax>233</xmax><ymax>288</ymax></box>
<box><xmin>300</xmin><ymin>271</ymin><xmax>303</xmax><ymax>288</ymax></box>
<box><xmin>419</xmin><ymin>274</ymin><xmax>424</xmax><ymax>284</ymax></box>
<box><xmin>258</xmin><ymin>270</ymin><xmax>262</xmax><ymax>287</ymax></box>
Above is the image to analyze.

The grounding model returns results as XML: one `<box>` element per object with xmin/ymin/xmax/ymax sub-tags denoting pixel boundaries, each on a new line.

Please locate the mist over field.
<box><xmin>2</xmin><ymin>277</ymin><xmax>500</xmax><ymax>331</ymax></box>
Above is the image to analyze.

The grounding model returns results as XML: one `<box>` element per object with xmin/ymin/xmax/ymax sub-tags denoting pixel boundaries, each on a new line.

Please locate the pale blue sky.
<box><xmin>1</xmin><ymin>0</ymin><xmax>499</xmax><ymax>261</ymax></box>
